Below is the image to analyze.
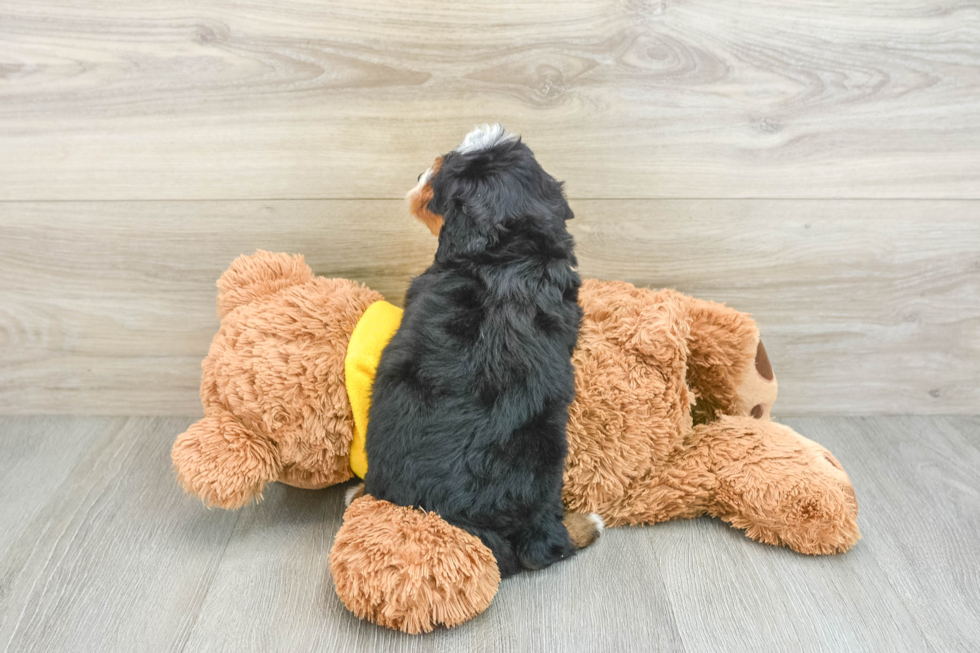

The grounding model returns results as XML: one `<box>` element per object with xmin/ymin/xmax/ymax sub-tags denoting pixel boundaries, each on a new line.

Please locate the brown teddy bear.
<box><xmin>172</xmin><ymin>250</ymin><xmax>860</xmax><ymax>634</ymax></box>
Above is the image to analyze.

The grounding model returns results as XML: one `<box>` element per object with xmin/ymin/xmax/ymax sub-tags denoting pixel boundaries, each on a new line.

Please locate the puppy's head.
<box><xmin>406</xmin><ymin>124</ymin><xmax>572</xmax><ymax>247</ymax></box>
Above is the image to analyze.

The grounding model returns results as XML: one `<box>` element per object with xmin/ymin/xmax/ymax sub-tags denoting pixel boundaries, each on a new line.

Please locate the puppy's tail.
<box><xmin>564</xmin><ymin>511</ymin><xmax>604</xmax><ymax>550</ymax></box>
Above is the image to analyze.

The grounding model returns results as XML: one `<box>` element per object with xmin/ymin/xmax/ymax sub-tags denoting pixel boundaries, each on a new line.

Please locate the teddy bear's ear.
<box><xmin>216</xmin><ymin>250</ymin><xmax>313</xmax><ymax>318</ymax></box>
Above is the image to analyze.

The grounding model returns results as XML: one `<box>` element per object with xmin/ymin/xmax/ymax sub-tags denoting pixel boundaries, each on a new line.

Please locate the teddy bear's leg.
<box><xmin>329</xmin><ymin>495</ymin><xmax>500</xmax><ymax>634</ymax></box>
<box><xmin>672</xmin><ymin>293</ymin><xmax>778</xmax><ymax>423</ymax></box>
<box><xmin>215</xmin><ymin>250</ymin><xmax>314</xmax><ymax>318</ymax></box>
<box><xmin>600</xmin><ymin>439</ymin><xmax>718</xmax><ymax>527</ymax></box>
<box><xmin>171</xmin><ymin>412</ymin><xmax>282</xmax><ymax>509</ymax></box>
<box><xmin>692</xmin><ymin>416</ymin><xmax>860</xmax><ymax>554</ymax></box>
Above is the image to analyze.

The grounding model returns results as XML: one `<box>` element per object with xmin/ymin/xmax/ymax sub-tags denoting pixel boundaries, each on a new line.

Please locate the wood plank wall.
<box><xmin>1</xmin><ymin>0</ymin><xmax>978</xmax><ymax>414</ymax></box>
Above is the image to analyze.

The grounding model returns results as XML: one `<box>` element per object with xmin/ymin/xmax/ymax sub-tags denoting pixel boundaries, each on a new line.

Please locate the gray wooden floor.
<box><xmin>1</xmin><ymin>416</ymin><xmax>977</xmax><ymax>653</ymax></box>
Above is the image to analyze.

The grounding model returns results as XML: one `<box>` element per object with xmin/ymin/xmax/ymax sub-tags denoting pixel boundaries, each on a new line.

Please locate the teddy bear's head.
<box><xmin>172</xmin><ymin>251</ymin><xmax>384</xmax><ymax>509</ymax></box>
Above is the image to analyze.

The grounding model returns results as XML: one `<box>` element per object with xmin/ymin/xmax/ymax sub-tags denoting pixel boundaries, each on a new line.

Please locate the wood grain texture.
<box><xmin>643</xmin><ymin>414</ymin><xmax>980</xmax><ymax>653</ymax></box>
<box><xmin>1</xmin><ymin>416</ymin><xmax>978</xmax><ymax>652</ymax></box>
<box><xmin>0</xmin><ymin>200</ymin><xmax>438</xmax><ymax>414</ymax></box>
<box><xmin>1</xmin><ymin>199</ymin><xmax>976</xmax><ymax>415</ymax></box>
<box><xmin>0</xmin><ymin>418</ymin><xmax>120</xmax><ymax>649</ymax></box>
<box><xmin>805</xmin><ymin>415</ymin><xmax>980</xmax><ymax>652</ymax></box>
<box><xmin>0</xmin><ymin>417</ymin><xmax>242</xmax><ymax>653</ymax></box>
<box><xmin>1</xmin><ymin>0</ymin><xmax>978</xmax><ymax>200</ymax></box>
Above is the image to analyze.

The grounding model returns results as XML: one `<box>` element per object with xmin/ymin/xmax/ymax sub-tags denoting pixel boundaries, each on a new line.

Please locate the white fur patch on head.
<box><xmin>455</xmin><ymin>123</ymin><xmax>518</xmax><ymax>154</ymax></box>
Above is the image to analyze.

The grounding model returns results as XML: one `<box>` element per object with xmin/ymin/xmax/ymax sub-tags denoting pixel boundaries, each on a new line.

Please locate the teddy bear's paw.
<box><xmin>697</xmin><ymin>417</ymin><xmax>860</xmax><ymax>555</ymax></box>
<box><xmin>772</xmin><ymin>433</ymin><xmax>861</xmax><ymax>555</ymax></box>
<box><xmin>329</xmin><ymin>496</ymin><xmax>500</xmax><ymax>634</ymax></box>
<box><xmin>171</xmin><ymin>413</ymin><xmax>281</xmax><ymax>510</ymax></box>
<box><xmin>720</xmin><ymin>422</ymin><xmax>860</xmax><ymax>555</ymax></box>
<box><xmin>738</xmin><ymin>481</ymin><xmax>861</xmax><ymax>556</ymax></box>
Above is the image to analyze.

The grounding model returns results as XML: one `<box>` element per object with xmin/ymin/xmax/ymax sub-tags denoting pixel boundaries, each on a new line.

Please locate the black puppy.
<box><xmin>362</xmin><ymin>125</ymin><xmax>602</xmax><ymax>578</ymax></box>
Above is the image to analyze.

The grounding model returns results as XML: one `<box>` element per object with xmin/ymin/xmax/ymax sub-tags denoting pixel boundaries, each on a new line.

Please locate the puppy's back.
<box><xmin>365</xmin><ymin>126</ymin><xmax>590</xmax><ymax>576</ymax></box>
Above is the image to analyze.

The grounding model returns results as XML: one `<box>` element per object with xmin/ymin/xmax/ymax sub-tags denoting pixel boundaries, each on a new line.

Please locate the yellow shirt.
<box><xmin>344</xmin><ymin>300</ymin><xmax>404</xmax><ymax>479</ymax></box>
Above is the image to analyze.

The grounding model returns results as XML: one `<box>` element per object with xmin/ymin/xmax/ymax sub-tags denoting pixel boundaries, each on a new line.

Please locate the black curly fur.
<box><xmin>363</xmin><ymin>134</ymin><xmax>583</xmax><ymax>578</ymax></box>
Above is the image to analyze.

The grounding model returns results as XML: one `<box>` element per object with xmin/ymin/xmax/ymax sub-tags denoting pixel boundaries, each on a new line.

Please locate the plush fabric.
<box><xmin>172</xmin><ymin>250</ymin><xmax>860</xmax><ymax>633</ymax></box>
<box><xmin>344</xmin><ymin>300</ymin><xmax>404</xmax><ymax>479</ymax></box>
<box><xmin>329</xmin><ymin>495</ymin><xmax>500</xmax><ymax>634</ymax></box>
<box><xmin>172</xmin><ymin>251</ymin><xmax>381</xmax><ymax>508</ymax></box>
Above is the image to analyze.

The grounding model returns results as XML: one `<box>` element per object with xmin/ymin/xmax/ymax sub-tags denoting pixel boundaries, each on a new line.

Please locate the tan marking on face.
<box><xmin>406</xmin><ymin>156</ymin><xmax>444</xmax><ymax>236</ymax></box>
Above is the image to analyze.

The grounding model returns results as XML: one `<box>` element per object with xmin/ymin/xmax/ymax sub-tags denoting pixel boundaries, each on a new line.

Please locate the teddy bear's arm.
<box><xmin>172</xmin><ymin>411</ymin><xmax>281</xmax><ymax>509</ymax></box>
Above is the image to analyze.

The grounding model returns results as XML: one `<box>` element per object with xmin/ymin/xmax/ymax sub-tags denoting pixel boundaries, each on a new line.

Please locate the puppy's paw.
<box><xmin>344</xmin><ymin>483</ymin><xmax>365</xmax><ymax>507</ymax></box>
<box><xmin>589</xmin><ymin>512</ymin><xmax>605</xmax><ymax>534</ymax></box>
<box><xmin>564</xmin><ymin>511</ymin><xmax>603</xmax><ymax>550</ymax></box>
